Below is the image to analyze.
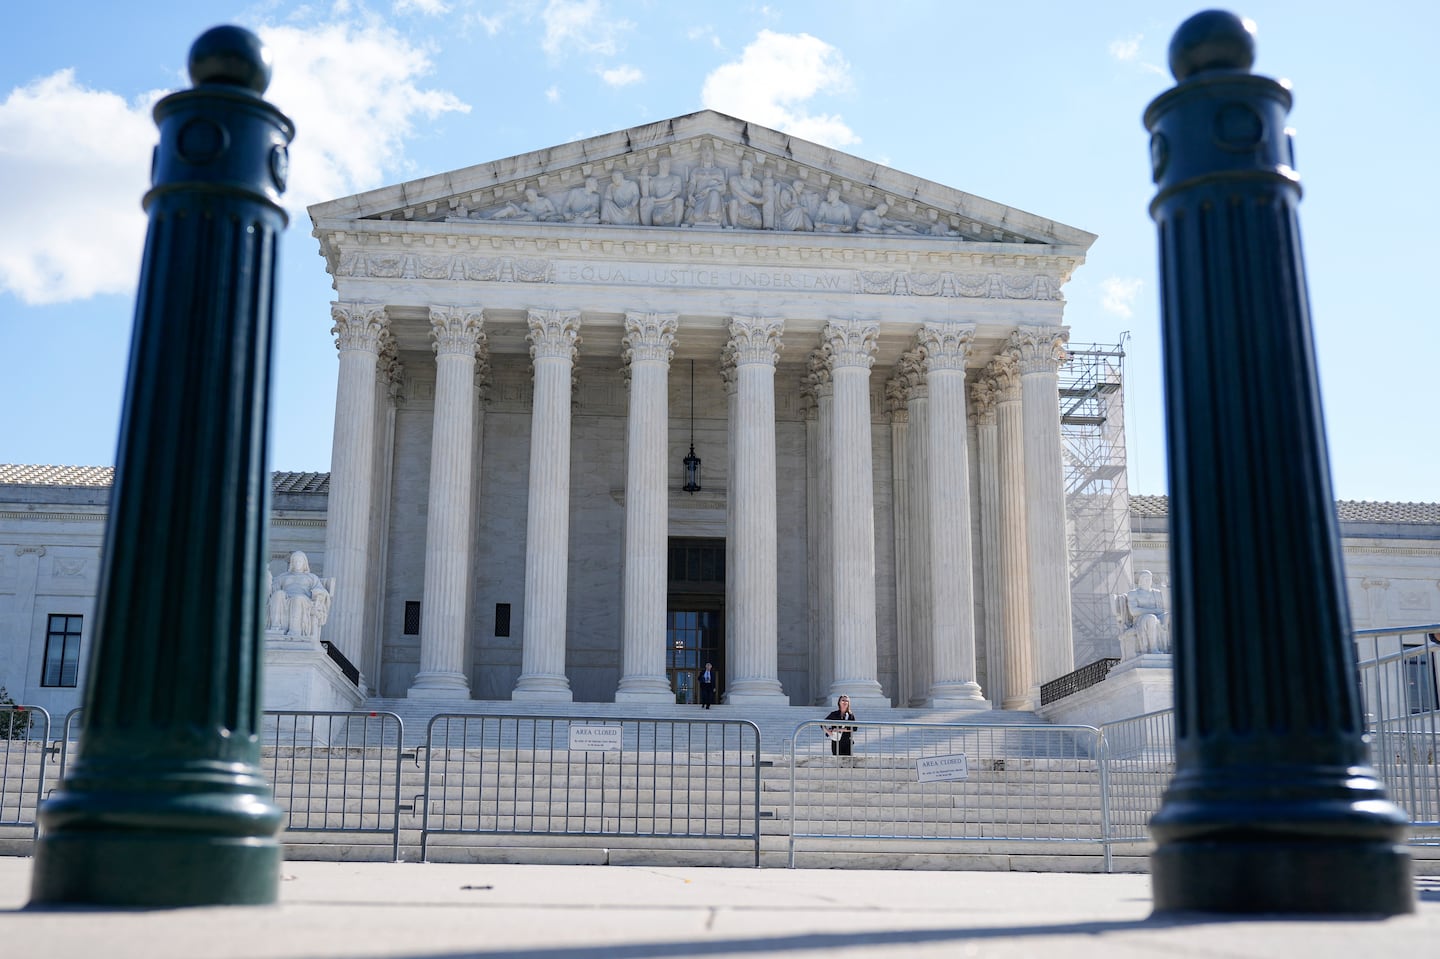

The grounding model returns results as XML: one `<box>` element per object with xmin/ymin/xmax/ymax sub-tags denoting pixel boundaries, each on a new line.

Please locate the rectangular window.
<box><xmin>403</xmin><ymin>601</ymin><xmax>421</xmax><ymax>635</ymax></box>
<box><xmin>42</xmin><ymin>614</ymin><xmax>83</xmax><ymax>688</ymax></box>
<box><xmin>494</xmin><ymin>603</ymin><xmax>511</xmax><ymax>638</ymax></box>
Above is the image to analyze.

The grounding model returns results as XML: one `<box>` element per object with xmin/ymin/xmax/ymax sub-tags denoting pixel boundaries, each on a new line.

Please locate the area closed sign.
<box><xmin>916</xmin><ymin>753</ymin><xmax>969</xmax><ymax>782</ymax></box>
<box><xmin>568</xmin><ymin>724</ymin><xmax>623</xmax><ymax>752</ymax></box>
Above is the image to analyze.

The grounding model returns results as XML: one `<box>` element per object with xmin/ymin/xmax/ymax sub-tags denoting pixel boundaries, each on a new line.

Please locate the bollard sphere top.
<box><xmin>188</xmin><ymin>25</ymin><xmax>272</xmax><ymax>93</ymax></box>
<box><xmin>1168</xmin><ymin>9</ymin><xmax>1255</xmax><ymax>81</ymax></box>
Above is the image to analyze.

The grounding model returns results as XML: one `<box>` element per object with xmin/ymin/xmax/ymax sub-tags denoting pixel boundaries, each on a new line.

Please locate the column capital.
<box><xmin>822</xmin><ymin>318</ymin><xmax>879</xmax><ymax>370</ymax></box>
<box><xmin>1008</xmin><ymin>325</ymin><xmax>1070</xmax><ymax>375</ymax></box>
<box><xmin>622</xmin><ymin>312</ymin><xmax>678</xmax><ymax>366</ymax></box>
<box><xmin>918</xmin><ymin>322</ymin><xmax>976</xmax><ymax>374</ymax></box>
<box><xmin>727</xmin><ymin>315</ymin><xmax>784</xmax><ymax>367</ymax></box>
<box><xmin>331</xmin><ymin>302</ymin><xmax>389</xmax><ymax>353</ymax></box>
<box><xmin>429</xmin><ymin>305</ymin><xmax>486</xmax><ymax>357</ymax></box>
<box><xmin>970</xmin><ymin>377</ymin><xmax>998</xmax><ymax>425</ymax></box>
<box><xmin>885</xmin><ymin>350</ymin><xmax>925</xmax><ymax>416</ymax></box>
<box><xmin>986</xmin><ymin>353</ymin><xmax>1023</xmax><ymax>400</ymax></box>
<box><xmin>527</xmin><ymin>309</ymin><xmax>581</xmax><ymax>361</ymax></box>
<box><xmin>377</xmin><ymin>329</ymin><xmax>405</xmax><ymax>400</ymax></box>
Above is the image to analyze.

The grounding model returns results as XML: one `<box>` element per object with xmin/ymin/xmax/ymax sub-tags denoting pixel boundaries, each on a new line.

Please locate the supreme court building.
<box><xmin>305</xmin><ymin>111</ymin><xmax>1096</xmax><ymax>711</ymax></box>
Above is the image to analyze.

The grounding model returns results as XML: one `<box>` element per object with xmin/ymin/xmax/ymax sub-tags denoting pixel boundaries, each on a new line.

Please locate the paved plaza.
<box><xmin>1</xmin><ymin>856</ymin><xmax>1436</xmax><ymax>958</ymax></box>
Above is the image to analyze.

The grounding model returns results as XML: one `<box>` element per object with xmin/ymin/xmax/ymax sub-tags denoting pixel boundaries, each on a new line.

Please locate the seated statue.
<box><xmin>1113</xmin><ymin>569</ymin><xmax>1169</xmax><ymax>658</ymax></box>
<box><xmin>266</xmin><ymin>550</ymin><xmax>335</xmax><ymax>639</ymax></box>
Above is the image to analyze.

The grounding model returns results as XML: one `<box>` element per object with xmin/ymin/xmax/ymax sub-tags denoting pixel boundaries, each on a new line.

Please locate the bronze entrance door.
<box><xmin>667</xmin><ymin>537</ymin><xmax>725</xmax><ymax>705</ymax></box>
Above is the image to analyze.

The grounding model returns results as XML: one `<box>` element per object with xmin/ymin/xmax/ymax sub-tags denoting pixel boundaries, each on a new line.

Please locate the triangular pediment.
<box><xmin>308</xmin><ymin>110</ymin><xmax>1094</xmax><ymax>251</ymax></box>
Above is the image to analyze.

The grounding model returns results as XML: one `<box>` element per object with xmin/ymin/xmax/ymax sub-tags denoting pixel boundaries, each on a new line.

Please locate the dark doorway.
<box><xmin>667</xmin><ymin>537</ymin><xmax>725</xmax><ymax>705</ymax></box>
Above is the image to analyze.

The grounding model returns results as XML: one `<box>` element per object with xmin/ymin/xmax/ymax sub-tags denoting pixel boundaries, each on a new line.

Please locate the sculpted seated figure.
<box><xmin>600</xmin><ymin>169</ymin><xmax>640</xmax><ymax>225</ymax></box>
<box><xmin>683</xmin><ymin>143</ymin><xmax>727</xmax><ymax>227</ymax></box>
<box><xmin>814</xmin><ymin>187</ymin><xmax>853</xmax><ymax>232</ymax></box>
<box><xmin>726</xmin><ymin>157</ymin><xmax>766</xmax><ymax>230</ymax></box>
<box><xmin>1114</xmin><ymin>569</ymin><xmax>1169</xmax><ymax>658</ymax></box>
<box><xmin>266</xmin><ymin>550</ymin><xmax>335</xmax><ymax>639</ymax></box>
<box><xmin>639</xmin><ymin>156</ymin><xmax>685</xmax><ymax>227</ymax></box>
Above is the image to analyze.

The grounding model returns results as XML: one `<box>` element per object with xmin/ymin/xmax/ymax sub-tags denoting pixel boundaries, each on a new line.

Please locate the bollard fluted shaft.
<box><xmin>1144</xmin><ymin>11</ymin><xmax>1412</xmax><ymax>915</ymax></box>
<box><xmin>29</xmin><ymin>26</ymin><xmax>293</xmax><ymax>907</ymax></box>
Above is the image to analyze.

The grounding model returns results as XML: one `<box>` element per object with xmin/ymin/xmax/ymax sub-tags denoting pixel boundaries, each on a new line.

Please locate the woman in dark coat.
<box><xmin>822</xmin><ymin>695</ymin><xmax>856</xmax><ymax>756</ymax></box>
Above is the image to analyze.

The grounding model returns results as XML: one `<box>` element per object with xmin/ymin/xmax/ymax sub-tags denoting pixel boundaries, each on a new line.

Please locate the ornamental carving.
<box><xmin>527</xmin><ymin>309</ymin><xmax>582</xmax><ymax>362</ymax></box>
<box><xmin>969</xmin><ymin>377</ymin><xmax>998</xmax><ymax>424</ymax></box>
<box><xmin>622</xmin><ymin>312</ymin><xmax>678</xmax><ymax>366</ymax></box>
<box><xmin>1008</xmin><ymin>326</ymin><xmax>1070</xmax><ymax>375</ymax></box>
<box><xmin>886</xmin><ymin>350</ymin><xmax>926</xmax><ymax>408</ymax></box>
<box><xmin>337</xmin><ymin>252</ymin><xmax>555</xmax><ymax>284</ymax></box>
<box><xmin>330</xmin><ymin>302</ymin><xmax>389</xmax><ymax>353</ymax></box>
<box><xmin>429</xmin><ymin>306</ymin><xmax>486</xmax><ymax>357</ymax></box>
<box><xmin>986</xmin><ymin>353</ymin><xmax>1023</xmax><ymax>400</ymax></box>
<box><xmin>726</xmin><ymin>316</ymin><xmax>784</xmax><ymax>367</ymax></box>
<box><xmin>450</xmin><ymin>142</ymin><xmax>982</xmax><ymax>240</ymax></box>
<box><xmin>917</xmin><ymin>323</ymin><xmax>975</xmax><ymax>374</ymax></box>
<box><xmin>822</xmin><ymin>319</ymin><xmax>879</xmax><ymax>371</ymax></box>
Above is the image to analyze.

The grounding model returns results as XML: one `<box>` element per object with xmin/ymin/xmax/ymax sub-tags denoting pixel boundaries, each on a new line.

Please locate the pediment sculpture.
<box><xmin>266</xmin><ymin>550</ymin><xmax>335</xmax><ymax>639</ymax></box>
<box><xmin>1114</xmin><ymin>569</ymin><xmax>1170</xmax><ymax>659</ymax></box>
<box><xmin>459</xmin><ymin>141</ymin><xmax>964</xmax><ymax>239</ymax></box>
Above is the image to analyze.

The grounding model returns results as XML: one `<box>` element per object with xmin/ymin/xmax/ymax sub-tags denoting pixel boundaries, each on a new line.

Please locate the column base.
<box><xmin>926</xmin><ymin>681</ymin><xmax>988</xmax><ymax>710</ymax></box>
<box><xmin>724</xmin><ymin>678</ymin><xmax>787</xmax><ymax>705</ymax></box>
<box><xmin>512</xmin><ymin>673</ymin><xmax>573</xmax><ymax>702</ymax></box>
<box><xmin>1001</xmin><ymin>695</ymin><xmax>1036</xmax><ymax>711</ymax></box>
<box><xmin>407</xmin><ymin>670</ymin><xmax>471</xmax><ymax>699</ymax></box>
<box><xmin>615</xmin><ymin>675</ymin><xmax>676</xmax><ymax>704</ymax></box>
<box><xmin>1151</xmin><ymin>839</ymin><xmax>1414</xmax><ymax>915</ymax></box>
<box><xmin>828</xmin><ymin>680</ymin><xmax>890</xmax><ymax>712</ymax></box>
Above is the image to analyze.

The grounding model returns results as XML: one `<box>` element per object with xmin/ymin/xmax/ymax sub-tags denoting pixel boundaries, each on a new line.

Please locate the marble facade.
<box><xmin>307</xmin><ymin>111</ymin><xmax>1093</xmax><ymax>708</ymax></box>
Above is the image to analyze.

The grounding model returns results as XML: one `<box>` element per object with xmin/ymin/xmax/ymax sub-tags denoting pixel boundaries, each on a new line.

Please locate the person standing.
<box><xmin>699</xmin><ymin>663</ymin><xmax>717</xmax><ymax>709</ymax></box>
<box><xmin>822</xmin><ymin>696</ymin><xmax>856</xmax><ymax>756</ymax></box>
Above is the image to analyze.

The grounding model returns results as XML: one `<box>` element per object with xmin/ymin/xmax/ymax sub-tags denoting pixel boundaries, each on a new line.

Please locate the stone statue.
<box><xmin>600</xmin><ymin>169</ymin><xmax>640</xmax><ymax>225</ymax></box>
<box><xmin>561</xmin><ymin>177</ymin><xmax>601</xmax><ymax>223</ymax></box>
<box><xmin>726</xmin><ymin>157</ymin><xmax>765</xmax><ymax>230</ymax></box>
<box><xmin>814</xmin><ymin>187</ymin><xmax>853</xmax><ymax>232</ymax></box>
<box><xmin>924</xmin><ymin>208</ymin><xmax>958</xmax><ymax>237</ymax></box>
<box><xmin>683</xmin><ymin>143</ymin><xmax>727</xmax><ymax>227</ymax></box>
<box><xmin>482</xmin><ymin>186</ymin><xmax>560</xmax><ymax>222</ymax></box>
<box><xmin>1114</xmin><ymin>569</ymin><xmax>1169</xmax><ymax>657</ymax></box>
<box><xmin>266</xmin><ymin>550</ymin><xmax>335</xmax><ymax>639</ymax></box>
<box><xmin>777</xmin><ymin>178</ymin><xmax>817</xmax><ymax>231</ymax></box>
<box><xmin>856</xmin><ymin>200</ymin><xmax>891</xmax><ymax>234</ymax></box>
<box><xmin>639</xmin><ymin>156</ymin><xmax>684</xmax><ymax>227</ymax></box>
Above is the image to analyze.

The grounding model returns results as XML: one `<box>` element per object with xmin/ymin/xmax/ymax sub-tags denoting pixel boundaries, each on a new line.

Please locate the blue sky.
<box><xmin>2</xmin><ymin>0</ymin><xmax>1435</xmax><ymax>502</ymax></box>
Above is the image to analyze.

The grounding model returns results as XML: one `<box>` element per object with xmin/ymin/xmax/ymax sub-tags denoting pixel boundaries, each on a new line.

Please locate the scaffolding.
<box><xmin>1060</xmin><ymin>341</ymin><xmax>1134</xmax><ymax>668</ymax></box>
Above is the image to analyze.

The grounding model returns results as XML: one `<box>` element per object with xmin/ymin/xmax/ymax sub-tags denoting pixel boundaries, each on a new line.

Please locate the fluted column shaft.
<box><xmin>825</xmin><ymin>319</ymin><xmax>887</xmax><ymax>708</ymax></box>
<box><xmin>616</xmin><ymin>312</ymin><xmax>678</xmax><ymax>703</ymax></box>
<box><xmin>920</xmin><ymin>324</ymin><xmax>985</xmax><ymax>707</ymax></box>
<box><xmin>725</xmin><ymin>316</ymin><xmax>787</xmax><ymax>703</ymax></box>
<box><xmin>513</xmin><ymin>310</ymin><xmax>580</xmax><ymax>702</ymax></box>
<box><xmin>992</xmin><ymin>357</ymin><xmax>1035</xmax><ymax>708</ymax></box>
<box><xmin>409</xmin><ymin>307</ymin><xmax>485</xmax><ymax>699</ymax></box>
<box><xmin>905</xmin><ymin>381</ymin><xmax>933</xmax><ymax>706</ymax></box>
<box><xmin>324</xmin><ymin>303</ymin><xmax>389</xmax><ymax>679</ymax></box>
<box><xmin>972</xmin><ymin>379</ymin><xmax>1004</xmax><ymax>706</ymax></box>
<box><xmin>804</xmin><ymin>355</ymin><xmax>835</xmax><ymax>705</ymax></box>
<box><xmin>1010</xmin><ymin>326</ymin><xmax>1074</xmax><ymax>686</ymax></box>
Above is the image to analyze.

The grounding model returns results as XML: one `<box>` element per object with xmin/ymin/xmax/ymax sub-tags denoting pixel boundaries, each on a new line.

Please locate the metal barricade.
<box><xmin>0</xmin><ymin>704</ymin><xmax>52</xmax><ymax>840</ymax></box>
<box><xmin>418</xmin><ymin>714</ymin><xmax>762</xmax><ymax>865</ymax></box>
<box><xmin>786</xmin><ymin>720</ymin><xmax>1103</xmax><ymax>868</ymax></box>
<box><xmin>262</xmin><ymin>710</ymin><xmax>406</xmax><ymax>861</ymax></box>
<box><xmin>1096</xmin><ymin>709</ymin><xmax>1174</xmax><ymax>871</ymax></box>
<box><xmin>1356</xmin><ymin>625</ymin><xmax>1440</xmax><ymax>843</ymax></box>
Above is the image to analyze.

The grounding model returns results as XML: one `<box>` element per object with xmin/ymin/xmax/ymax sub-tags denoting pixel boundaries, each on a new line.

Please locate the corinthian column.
<box><xmin>323</xmin><ymin>302</ymin><xmax>389</xmax><ymax>684</ymax></box>
<box><xmin>803</xmin><ymin>352</ymin><xmax>835</xmax><ymax>704</ymax></box>
<box><xmin>409</xmin><ymin>306</ymin><xmax>485</xmax><ymax>699</ymax></box>
<box><xmin>616</xmin><ymin>312</ymin><xmax>678</xmax><ymax>703</ymax></box>
<box><xmin>724</xmin><ymin>315</ymin><xmax>788</xmax><ymax>704</ymax></box>
<box><xmin>824</xmin><ymin>318</ymin><xmax>888</xmax><ymax>709</ymax></box>
<box><xmin>889</xmin><ymin>351</ymin><xmax>932</xmax><ymax>706</ymax></box>
<box><xmin>513</xmin><ymin>309</ymin><xmax>581</xmax><ymax>702</ymax></box>
<box><xmin>990</xmin><ymin>355</ymin><xmax>1034</xmax><ymax>708</ymax></box>
<box><xmin>918</xmin><ymin>323</ymin><xmax>986</xmax><ymax>708</ymax></box>
<box><xmin>1009</xmin><ymin>326</ymin><xmax>1074</xmax><ymax>687</ymax></box>
<box><xmin>970</xmin><ymin>376</ymin><xmax>1004</xmax><ymax>706</ymax></box>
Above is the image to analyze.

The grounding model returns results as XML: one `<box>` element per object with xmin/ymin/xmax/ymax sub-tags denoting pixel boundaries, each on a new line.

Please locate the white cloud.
<box><xmin>700</xmin><ymin>30</ymin><xmax>857</xmax><ymax>147</ymax></box>
<box><xmin>259</xmin><ymin>19</ymin><xmax>469</xmax><ymax>212</ymax></box>
<box><xmin>1109</xmin><ymin>34</ymin><xmax>1142</xmax><ymax>61</ymax></box>
<box><xmin>546</xmin><ymin>84</ymin><xmax>561</xmax><ymax>103</ymax></box>
<box><xmin>541</xmin><ymin>0</ymin><xmax>632</xmax><ymax>57</ymax></box>
<box><xmin>394</xmin><ymin>0</ymin><xmax>450</xmax><ymax>14</ymax></box>
<box><xmin>1101</xmin><ymin>277</ymin><xmax>1144</xmax><ymax>318</ymax></box>
<box><xmin>687</xmin><ymin>25</ymin><xmax>722</xmax><ymax>49</ymax></box>
<box><xmin>0</xmin><ymin>17</ymin><xmax>468</xmax><ymax>306</ymax></box>
<box><xmin>0</xmin><ymin>70</ymin><xmax>156</xmax><ymax>304</ymax></box>
<box><xmin>600</xmin><ymin>64</ymin><xmax>643</xmax><ymax>87</ymax></box>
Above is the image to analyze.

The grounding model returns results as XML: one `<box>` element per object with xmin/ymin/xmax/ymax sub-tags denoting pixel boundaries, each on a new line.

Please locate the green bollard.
<box><xmin>1144</xmin><ymin>11</ymin><xmax>1413</xmax><ymax>915</ymax></box>
<box><xmin>29</xmin><ymin>25</ymin><xmax>293</xmax><ymax>907</ymax></box>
